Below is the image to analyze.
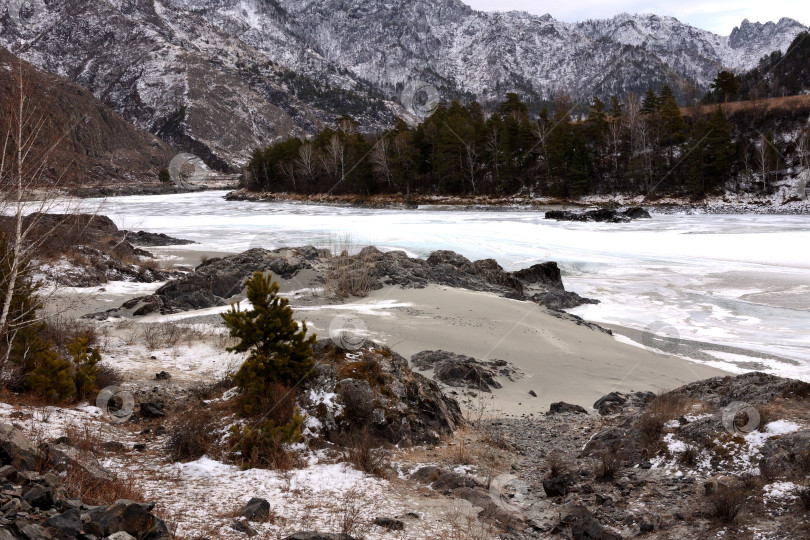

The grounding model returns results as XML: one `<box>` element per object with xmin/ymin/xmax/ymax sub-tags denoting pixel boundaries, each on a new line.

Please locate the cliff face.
<box><xmin>0</xmin><ymin>48</ymin><xmax>176</xmax><ymax>186</ymax></box>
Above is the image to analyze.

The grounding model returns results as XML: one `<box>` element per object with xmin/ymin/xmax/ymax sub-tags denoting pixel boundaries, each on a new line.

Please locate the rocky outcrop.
<box><xmin>544</xmin><ymin>207</ymin><xmax>652</xmax><ymax>223</ymax></box>
<box><xmin>0</xmin><ymin>428</ymin><xmax>171</xmax><ymax>540</ymax></box>
<box><xmin>0</xmin><ymin>213</ymin><xmax>177</xmax><ymax>287</ymax></box>
<box><xmin>301</xmin><ymin>341</ymin><xmax>463</xmax><ymax>447</ymax></box>
<box><xmin>110</xmin><ymin>247</ymin><xmax>319</xmax><ymax>316</ymax></box>
<box><xmin>102</xmin><ymin>245</ymin><xmax>594</xmax><ymax>318</ymax></box>
<box><xmin>0</xmin><ymin>49</ymin><xmax>175</xmax><ymax>186</ymax></box>
<box><xmin>410</xmin><ymin>350</ymin><xmax>523</xmax><ymax>392</ymax></box>
<box><xmin>125</xmin><ymin>231</ymin><xmax>197</xmax><ymax>247</ymax></box>
<box><xmin>409</xmin><ymin>466</ymin><xmax>530</xmax><ymax>532</ymax></box>
<box><xmin>0</xmin><ymin>424</ymin><xmax>40</xmax><ymax>471</ymax></box>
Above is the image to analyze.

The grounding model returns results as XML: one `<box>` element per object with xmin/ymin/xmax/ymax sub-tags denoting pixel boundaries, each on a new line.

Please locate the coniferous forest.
<box><xmin>245</xmin><ymin>82</ymin><xmax>810</xmax><ymax>199</ymax></box>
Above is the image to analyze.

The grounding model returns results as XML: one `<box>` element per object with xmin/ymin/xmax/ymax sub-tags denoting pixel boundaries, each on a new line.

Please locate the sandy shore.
<box><xmin>52</xmin><ymin>269</ymin><xmax>729</xmax><ymax>416</ymax></box>
<box><xmin>293</xmin><ymin>285</ymin><xmax>728</xmax><ymax>416</ymax></box>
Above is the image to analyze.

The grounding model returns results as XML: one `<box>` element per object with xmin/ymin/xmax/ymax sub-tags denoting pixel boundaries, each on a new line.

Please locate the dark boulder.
<box><xmin>623</xmin><ymin>207</ymin><xmax>652</xmax><ymax>219</ymax></box>
<box><xmin>373</xmin><ymin>517</ymin><xmax>404</xmax><ymax>531</ymax></box>
<box><xmin>126</xmin><ymin>230</ymin><xmax>196</xmax><ymax>246</ymax></box>
<box><xmin>85</xmin><ymin>500</ymin><xmax>172</xmax><ymax>539</ymax></box>
<box><xmin>542</xmin><ymin>475</ymin><xmax>572</xmax><ymax>497</ymax></box>
<box><xmin>305</xmin><ymin>342</ymin><xmax>463</xmax><ymax>447</ymax></box>
<box><xmin>554</xmin><ymin>505</ymin><xmax>622</xmax><ymax>540</ymax></box>
<box><xmin>45</xmin><ymin>508</ymin><xmax>83</xmax><ymax>536</ymax></box>
<box><xmin>410</xmin><ymin>350</ymin><xmax>522</xmax><ymax>392</ymax></box>
<box><xmin>139</xmin><ymin>402</ymin><xmax>167</xmax><ymax>418</ymax></box>
<box><xmin>545</xmin><ymin>207</ymin><xmax>650</xmax><ymax>224</ymax></box>
<box><xmin>240</xmin><ymin>497</ymin><xmax>271</xmax><ymax>521</ymax></box>
<box><xmin>549</xmin><ymin>402</ymin><xmax>588</xmax><ymax>415</ymax></box>
<box><xmin>0</xmin><ymin>423</ymin><xmax>40</xmax><ymax>471</ymax></box>
<box><xmin>283</xmin><ymin>534</ymin><xmax>358</xmax><ymax>540</ymax></box>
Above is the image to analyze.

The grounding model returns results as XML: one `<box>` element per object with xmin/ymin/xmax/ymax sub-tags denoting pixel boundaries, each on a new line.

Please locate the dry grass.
<box><xmin>340</xmin><ymin>431</ymin><xmax>392</xmax><ymax>478</ymax></box>
<box><xmin>545</xmin><ymin>449</ymin><xmax>572</xmax><ymax>478</ymax></box>
<box><xmin>594</xmin><ymin>451</ymin><xmax>623</xmax><ymax>481</ymax></box>
<box><xmin>323</xmin><ymin>235</ymin><xmax>377</xmax><ymax>298</ymax></box>
<box><xmin>635</xmin><ymin>392</ymin><xmax>690</xmax><ymax>452</ymax></box>
<box><xmin>165</xmin><ymin>408</ymin><xmax>219</xmax><ymax>462</ymax></box>
<box><xmin>705</xmin><ymin>483</ymin><xmax>749</xmax><ymax>524</ymax></box>
<box><xmin>680</xmin><ymin>94</ymin><xmax>810</xmax><ymax>118</ymax></box>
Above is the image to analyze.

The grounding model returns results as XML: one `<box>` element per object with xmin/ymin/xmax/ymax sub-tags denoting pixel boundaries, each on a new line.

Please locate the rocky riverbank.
<box><xmin>224</xmin><ymin>188</ymin><xmax>810</xmax><ymax>214</ymax></box>
<box><xmin>90</xmin><ymin>245</ymin><xmax>596</xmax><ymax>319</ymax></box>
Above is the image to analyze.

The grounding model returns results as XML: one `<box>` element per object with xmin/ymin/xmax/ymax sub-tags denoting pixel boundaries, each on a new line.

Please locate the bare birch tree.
<box><xmin>0</xmin><ymin>55</ymin><xmax>87</xmax><ymax>374</ymax></box>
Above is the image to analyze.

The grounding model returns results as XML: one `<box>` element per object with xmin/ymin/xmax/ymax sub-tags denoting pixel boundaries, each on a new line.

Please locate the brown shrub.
<box><xmin>340</xmin><ymin>430</ymin><xmax>391</xmax><ymax>478</ymax></box>
<box><xmin>94</xmin><ymin>363</ymin><xmax>124</xmax><ymax>390</ymax></box>
<box><xmin>635</xmin><ymin>392</ymin><xmax>688</xmax><ymax>451</ymax></box>
<box><xmin>545</xmin><ymin>450</ymin><xmax>572</xmax><ymax>478</ymax></box>
<box><xmin>594</xmin><ymin>451</ymin><xmax>623</xmax><ymax>481</ymax></box>
<box><xmin>337</xmin><ymin>356</ymin><xmax>390</xmax><ymax>388</ymax></box>
<box><xmin>41</xmin><ymin>314</ymin><xmax>99</xmax><ymax>349</ymax></box>
<box><xmin>166</xmin><ymin>409</ymin><xmax>218</xmax><ymax>462</ymax></box>
<box><xmin>706</xmin><ymin>484</ymin><xmax>749</xmax><ymax>524</ymax></box>
<box><xmin>188</xmin><ymin>376</ymin><xmax>236</xmax><ymax>401</ymax></box>
<box><xmin>61</xmin><ymin>463</ymin><xmax>143</xmax><ymax>506</ymax></box>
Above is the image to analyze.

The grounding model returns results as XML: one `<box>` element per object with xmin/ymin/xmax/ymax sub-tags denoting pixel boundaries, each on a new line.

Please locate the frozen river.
<box><xmin>88</xmin><ymin>190</ymin><xmax>810</xmax><ymax>379</ymax></box>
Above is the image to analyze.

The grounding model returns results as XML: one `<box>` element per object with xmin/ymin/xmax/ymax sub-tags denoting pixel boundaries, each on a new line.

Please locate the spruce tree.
<box><xmin>641</xmin><ymin>88</ymin><xmax>660</xmax><ymax>114</ymax></box>
<box><xmin>69</xmin><ymin>336</ymin><xmax>101</xmax><ymax>400</ymax></box>
<box><xmin>26</xmin><ymin>348</ymin><xmax>76</xmax><ymax>403</ymax></box>
<box><xmin>223</xmin><ymin>271</ymin><xmax>316</xmax><ymax>415</ymax></box>
<box><xmin>711</xmin><ymin>71</ymin><xmax>739</xmax><ymax>103</ymax></box>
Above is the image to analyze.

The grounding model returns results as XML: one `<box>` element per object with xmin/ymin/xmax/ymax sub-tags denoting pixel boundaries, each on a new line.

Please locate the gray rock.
<box><xmin>307</xmin><ymin>342</ymin><xmax>462</xmax><ymax>446</ymax></box>
<box><xmin>411</xmin><ymin>350</ymin><xmax>523</xmax><ymax>392</ymax></box>
<box><xmin>232</xmin><ymin>519</ymin><xmax>258</xmax><ymax>536</ymax></box>
<box><xmin>555</xmin><ymin>505</ymin><xmax>622</xmax><ymax>540</ymax></box>
<box><xmin>46</xmin><ymin>508</ymin><xmax>83</xmax><ymax>536</ymax></box>
<box><xmin>86</xmin><ymin>500</ymin><xmax>171</xmax><ymax>539</ymax></box>
<box><xmin>373</xmin><ymin>517</ymin><xmax>404</xmax><ymax>531</ymax></box>
<box><xmin>139</xmin><ymin>402</ymin><xmax>167</xmax><ymax>418</ymax></box>
<box><xmin>548</xmin><ymin>402</ymin><xmax>588</xmax><ymax>415</ymax></box>
<box><xmin>42</xmin><ymin>443</ymin><xmax>112</xmax><ymax>483</ymax></box>
<box><xmin>106</xmin><ymin>532</ymin><xmax>138</xmax><ymax>540</ymax></box>
<box><xmin>240</xmin><ymin>497</ymin><xmax>271</xmax><ymax>522</ymax></box>
<box><xmin>283</xmin><ymin>534</ymin><xmax>358</xmax><ymax>540</ymax></box>
<box><xmin>0</xmin><ymin>424</ymin><xmax>40</xmax><ymax>471</ymax></box>
<box><xmin>760</xmin><ymin>430</ymin><xmax>810</xmax><ymax>479</ymax></box>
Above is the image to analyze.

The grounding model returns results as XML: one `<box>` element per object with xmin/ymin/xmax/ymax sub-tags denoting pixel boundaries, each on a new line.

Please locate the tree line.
<box><xmin>245</xmin><ymin>84</ymin><xmax>809</xmax><ymax>198</ymax></box>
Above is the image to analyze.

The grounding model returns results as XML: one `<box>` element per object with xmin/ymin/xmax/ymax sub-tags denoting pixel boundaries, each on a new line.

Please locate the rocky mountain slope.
<box><xmin>0</xmin><ymin>49</ymin><xmax>175</xmax><ymax>186</ymax></box>
<box><xmin>2</xmin><ymin>0</ymin><xmax>806</xmax><ymax>170</ymax></box>
<box><xmin>165</xmin><ymin>0</ymin><xmax>808</xmax><ymax>105</ymax></box>
<box><xmin>0</xmin><ymin>0</ymin><xmax>396</xmax><ymax>170</ymax></box>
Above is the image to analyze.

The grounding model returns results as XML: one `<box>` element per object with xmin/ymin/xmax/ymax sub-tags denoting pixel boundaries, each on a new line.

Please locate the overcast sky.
<box><xmin>463</xmin><ymin>0</ymin><xmax>809</xmax><ymax>34</ymax></box>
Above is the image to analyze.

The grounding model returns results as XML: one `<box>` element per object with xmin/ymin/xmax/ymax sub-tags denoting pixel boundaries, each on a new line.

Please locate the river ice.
<box><xmin>80</xmin><ymin>191</ymin><xmax>810</xmax><ymax>379</ymax></box>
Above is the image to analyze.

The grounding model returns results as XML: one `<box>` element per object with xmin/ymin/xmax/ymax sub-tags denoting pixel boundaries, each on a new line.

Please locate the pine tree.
<box><xmin>69</xmin><ymin>336</ymin><xmax>101</xmax><ymax>400</ymax></box>
<box><xmin>26</xmin><ymin>348</ymin><xmax>76</xmax><ymax>403</ymax></box>
<box><xmin>641</xmin><ymin>88</ymin><xmax>660</xmax><ymax>114</ymax></box>
<box><xmin>711</xmin><ymin>71</ymin><xmax>739</xmax><ymax>103</ymax></box>
<box><xmin>703</xmin><ymin>107</ymin><xmax>735</xmax><ymax>190</ymax></box>
<box><xmin>223</xmin><ymin>271</ymin><xmax>316</xmax><ymax>415</ymax></box>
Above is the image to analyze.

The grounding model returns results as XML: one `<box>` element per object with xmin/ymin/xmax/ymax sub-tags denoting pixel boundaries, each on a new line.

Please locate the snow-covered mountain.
<box><xmin>165</xmin><ymin>1</ymin><xmax>806</xmax><ymax>102</ymax></box>
<box><xmin>1</xmin><ymin>0</ymin><xmax>806</xmax><ymax>167</ymax></box>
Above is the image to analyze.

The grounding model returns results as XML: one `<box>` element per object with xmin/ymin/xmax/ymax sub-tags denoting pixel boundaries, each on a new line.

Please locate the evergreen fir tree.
<box><xmin>711</xmin><ymin>71</ymin><xmax>740</xmax><ymax>103</ymax></box>
<box><xmin>69</xmin><ymin>336</ymin><xmax>101</xmax><ymax>400</ymax></box>
<box><xmin>26</xmin><ymin>348</ymin><xmax>76</xmax><ymax>403</ymax></box>
<box><xmin>223</xmin><ymin>271</ymin><xmax>316</xmax><ymax>415</ymax></box>
<box><xmin>641</xmin><ymin>88</ymin><xmax>660</xmax><ymax>114</ymax></box>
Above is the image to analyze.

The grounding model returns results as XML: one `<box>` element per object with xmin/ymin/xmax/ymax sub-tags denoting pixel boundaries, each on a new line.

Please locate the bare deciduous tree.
<box><xmin>0</xmin><ymin>56</ymin><xmax>89</xmax><ymax>373</ymax></box>
<box><xmin>369</xmin><ymin>135</ymin><xmax>393</xmax><ymax>188</ymax></box>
